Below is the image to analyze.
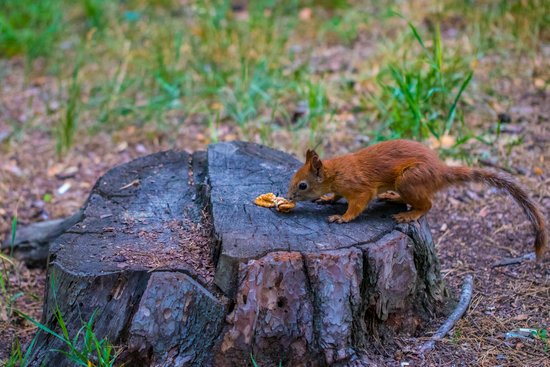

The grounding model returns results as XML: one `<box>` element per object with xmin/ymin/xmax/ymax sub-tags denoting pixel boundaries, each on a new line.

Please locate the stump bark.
<box><xmin>28</xmin><ymin>142</ymin><xmax>448</xmax><ymax>367</ymax></box>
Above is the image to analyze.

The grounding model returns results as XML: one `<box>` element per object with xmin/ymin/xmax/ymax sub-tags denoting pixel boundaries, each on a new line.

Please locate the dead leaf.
<box><xmin>478</xmin><ymin>207</ymin><xmax>489</xmax><ymax>218</ymax></box>
<box><xmin>440</xmin><ymin>134</ymin><xmax>456</xmax><ymax>149</ymax></box>
<box><xmin>116</xmin><ymin>141</ymin><xmax>128</xmax><ymax>152</ymax></box>
<box><xmin>448</xmin><ymin>197</ymin><xmax>461</xmax><ymax>207</ymax></box>
<box><xmin>533</xmin><ymin>78</ymin><xmax>545</xmax><ymax>89</ymax></box>
<box><xmin>55</xmin><ymin>166</ymin><xmax>79</xmax><ymax>180</ymax></box>
<box><xmin>299</xmin><ymin>7</ymin><xmax>312</xmax><ymax>20</ymax></box>
<box><xmin>47</xmin><ymin>163</ymin><xmax>63</xmax><ymax>177</ymax></box>
<box><xmin>512</xmin><ymin>314</ymin><xmax>529</xmax><ymax>321</ymax></box>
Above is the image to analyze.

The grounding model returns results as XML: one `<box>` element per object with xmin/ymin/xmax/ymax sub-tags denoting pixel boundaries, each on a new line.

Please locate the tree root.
<box><xmin>419</xmin><ymin>274</ymin><xmax>474</xmax><ymax>355</ymax></box>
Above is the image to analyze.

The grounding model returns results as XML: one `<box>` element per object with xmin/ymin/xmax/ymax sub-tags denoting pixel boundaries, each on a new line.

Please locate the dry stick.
<box><xmin>419</xmin><ymin>274</ymin><xmax>474</xmax><ymax>355</ymax></box>
<box><xmin>492</xmin><ymin>252</ymin><xmax>536</xmax><ymax>268</ymax></box>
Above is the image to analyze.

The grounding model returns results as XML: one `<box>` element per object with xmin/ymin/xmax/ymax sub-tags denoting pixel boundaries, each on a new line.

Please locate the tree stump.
<box><xmin>28</xmin><ymin>142</ymin><xmax>448</xmax><ymax>367</ymax></box>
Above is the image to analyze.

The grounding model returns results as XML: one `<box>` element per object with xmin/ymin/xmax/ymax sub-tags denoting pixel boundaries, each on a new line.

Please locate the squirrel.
<box><xmin>287</xmin><ymin>139</ymin><xmax>547</xmax><ymax>260</ymax></box>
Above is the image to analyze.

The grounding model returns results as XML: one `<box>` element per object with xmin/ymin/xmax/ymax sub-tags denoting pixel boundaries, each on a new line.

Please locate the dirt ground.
<box><xmin>1</xmin><ymin>63</ymin><xmax>549</xmax><ymax>366</ymax></box>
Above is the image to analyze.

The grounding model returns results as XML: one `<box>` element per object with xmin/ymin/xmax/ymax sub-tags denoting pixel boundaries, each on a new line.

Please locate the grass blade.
<box><xmin>0</xmin><ymin>252</ymin><xmax>15</xmax><ymax>266</ymax></box>
<box><xmin>16</xmin><ymin>310</ymin><xmax>66</xmax><ymax>342</ymax></box>
<box><xmin>21</xmin><ymin>334</ymin><xmax>39</xmax><ymax>366</ymax></box>
<box><xmin>445</xmin><ymin>71</ymin><xmax>473</xmax><ymax>134</ymax></box>
<box><xmin>9</xmin><ymin>215</ymin><xmax>17</xmax><ymax>257</ymax></box>
<box><xmin>407</xmin><ymin>21</ymin><xmax>428</xmax><ymax>53</ymax></box>
<box><xmin>250</xmin><ymin>354</ymin><xmax>259</xmax><ymax>367</ymax></box>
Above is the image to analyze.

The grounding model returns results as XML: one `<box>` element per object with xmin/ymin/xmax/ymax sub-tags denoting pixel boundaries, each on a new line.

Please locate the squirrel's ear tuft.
<box><xmin>305</xmin><ymin>149</ymin><xmax>318</xmax><ymax>162</ymax></box>
<box><xmin>310</xmin><ymin>154</ymin><xmax>323</xmax><ymax>176</ymax></box>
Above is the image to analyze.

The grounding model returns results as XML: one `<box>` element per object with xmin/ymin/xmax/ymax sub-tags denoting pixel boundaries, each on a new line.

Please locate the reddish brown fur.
<box><xmin>287</xmin><ymin>139</ymin><xmax>547</xmax><ymax>260</ymax></box>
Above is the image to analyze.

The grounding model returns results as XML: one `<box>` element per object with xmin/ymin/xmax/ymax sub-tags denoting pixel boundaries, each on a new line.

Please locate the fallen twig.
<box><xmin>492</xmin><ymin>252</ymin><xmax>536</xmax><ymax>268</ymax></box>
<box><xmin>419</xmin><ymin>274</ymin><xmax>474</xmax><ymax>355</ymax></box>
<box><xmin>119</xmin><ymin>178</ymin><xmax>140</xmax><ymax>190</ymax></box>
<box><xmin>1</xmin><ymin>210</ymin><xmax>83</xmax><ymax>267</ymax></box>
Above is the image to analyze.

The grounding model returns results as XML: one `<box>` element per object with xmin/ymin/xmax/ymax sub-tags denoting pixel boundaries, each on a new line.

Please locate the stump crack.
<box><xmin>300</xmin><ymin>253</ymin><xmax>321</xmax><ymax>353</ymax></box>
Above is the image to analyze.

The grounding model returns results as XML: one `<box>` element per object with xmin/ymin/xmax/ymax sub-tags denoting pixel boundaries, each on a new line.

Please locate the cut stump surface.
<box><xmin>28</xmin><ymin>142</ymin><xmax>448</xmax><ymax>367</ymax></box>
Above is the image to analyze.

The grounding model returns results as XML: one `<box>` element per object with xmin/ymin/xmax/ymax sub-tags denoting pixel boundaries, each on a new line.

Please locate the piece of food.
<box><xmin>253</xmin><ymin>193</ymin><xmax>295</xmax><ymax>213</ymax></box>
<box><xmin>275</xmin><ymin>198</ymin><xmax>296</xmax><ymax>213</ymax></box>
<box><xmin>254</xmin><ymin>192</ymin><xmax>277</xmax><ymax>208</ymax></box>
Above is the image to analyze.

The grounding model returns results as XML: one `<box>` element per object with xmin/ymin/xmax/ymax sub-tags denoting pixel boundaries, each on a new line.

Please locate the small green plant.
<box><xmin>0</xmin><ymin>0</ymin><xmax>63</xmax><ymax>60</ymax></box>
<box><xmin>2</xmin><ymin>216</ymin><xmax>36</xmax><ymax>367</ymax></box>
<box><xmin>10</xmin><ymin>215</ymin><xmax>18</xmax><ymax>256</ymax></box>
<box><xmin>531</xmin><ymin>328</ymin><xmax>549</xmax><ymax>352</ymax></box>
<box><xmin>208</xmin><ymin>110</ymin><xmax>221</xmax><ymax>144</ymax></box>
<box><xmin>218</xmin><ymin>60</ymin><xmax>279</xmax><ymax>131</ymax></box>
<box><xmin>43</xmin><ymin>193</ymin><xmax>53</xmax><ymax>203</ymax></box>
<box><xmin>0</xmin><ymin>252</ymin><xmax>16</xmax><ymax>312</ymax></box>
<box><xmin>295</xmin><ymin>80</ymin><xmax>330</xmax><ymax>146</ymax></box>
<box><xmin>5</xmin><ymin>336</ymin><xmax>38</xmax><ymax>367</ymax></box>
<box><xmin>451</xmin><ymin>328</ymin><xmax>462</xmax><ymax>344</ymax></box>
<box><xmin>17</xmin><ymin>309</ymin><xmax>118</xmax><ymax>367</ymax></box>
<box><xmin>56</xmin><ymin>57</ymin><xmax>83</xmax><ymax>155</ymax></box>
<box><xmin>14</xmin><ymin>276</ymin><xmax>119</xmax><ymax>367</ymax></box>
<box><xmin>367</xmin><ymin>18</ymin><xmax>474</xmax><ymax>145</ymax></box>
<box><xmin>82</xmin><ymin>0</ymin><xmax>111</xmax><ymax>31</ymax></box>
<box><xmin>0</xmin><ymin>215</ymin><xmax>20</xmax><ymax>320</ymax></box>
<box><xmin>3</xmin><ymin>221</ymin><xmax>116</xmax><ymax>366</ymax></box>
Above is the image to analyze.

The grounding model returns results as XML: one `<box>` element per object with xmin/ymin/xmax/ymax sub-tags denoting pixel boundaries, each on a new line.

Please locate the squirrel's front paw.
<box><xmin>328</xmin><ymin>214</ymin><xmax>345</xmax><ymax>223</ymax></box>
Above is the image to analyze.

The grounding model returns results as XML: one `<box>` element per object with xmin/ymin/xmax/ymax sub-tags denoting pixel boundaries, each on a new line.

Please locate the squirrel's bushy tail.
<box><xmin>443</xmin><ymin>166</ymin><xmax>547</xmax><ymax>260</ymax></box>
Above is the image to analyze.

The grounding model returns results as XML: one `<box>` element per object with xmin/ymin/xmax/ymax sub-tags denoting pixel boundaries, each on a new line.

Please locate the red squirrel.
<box><xmin>287</xmin><ymin>139</ymin><xmax>547</xmax><ymax>260</ymax></box>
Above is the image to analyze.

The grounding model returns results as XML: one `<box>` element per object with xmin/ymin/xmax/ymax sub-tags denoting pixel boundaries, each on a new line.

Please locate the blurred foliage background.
<box><xmin>1</xmin><ymin>0</ymin><xmax>547</xmax><ymax>158</ymax></box>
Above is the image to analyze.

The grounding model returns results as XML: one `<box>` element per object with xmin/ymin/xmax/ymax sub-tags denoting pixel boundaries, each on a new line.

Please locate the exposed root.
<box><xmin>419</xmin><ymin>274</ymin><xmax>474</xmax><ymax>355</ymax></box>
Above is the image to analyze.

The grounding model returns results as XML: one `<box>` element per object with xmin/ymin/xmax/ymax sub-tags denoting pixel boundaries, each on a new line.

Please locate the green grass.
<box><xmin>6</xmin><ymin>275</ymin><xmax>119</xmax><ymax>367</ymax></box>
<box><xmin>365</xmin><ymin>17</ymin><xmax>474</xmax><ymax>146</ymax></box>
<box><xmin>1</xmin><ymin>218</ymin><xmax>116</xmax><ymax>366</ymax></box>
<box><xmin>531</xmin><ymin>328</ymin><xmax>549</xmax><ymax>352</ymax></box>
<box><xmin>4</xmin><ymin>335</ymin><xmax>37</xmax><ymax>367</ymax></box>
<box><xmin>16</xmin><ymin>308</ymin><xmax>118</xmax><ymax>367</ymax></box>
<box><xmin>443</xmin><ymin>0</ymin><xmax>550</xmax><ymax>55</ymax></box>
<box><xmin>295</xmin><ymin>80</ymin><xmax>331</xmax><ymax>146</ymax></box>
<box><xmin>0</xmin><ymin>0</ymin><xmax>63</xmax><ymax>61</ymax></box>
<box><xmin>0</xmin><ymin>217</ymin><xmax>36</xmax><ymax>367</ymax></box>
<box><xmin>0</xmin><ymin>216</ymin><xmax>20</xmax><ymax>321</ymax></box>
<box><xmin>0</xmin><ymin>0</ymin><xmax>546</xmax><ymax>157</ymax></box>
<box><xmin>55</xmin><ymin>53</ymin><xmax>83</xmax><ymax>155</ymax></box>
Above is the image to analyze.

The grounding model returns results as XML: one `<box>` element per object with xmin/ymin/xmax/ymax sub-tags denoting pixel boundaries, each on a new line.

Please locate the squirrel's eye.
<box><xmin>298</xmin><ymin>182</ymin><xmax>308</xmax><ymax>190</ymax></box>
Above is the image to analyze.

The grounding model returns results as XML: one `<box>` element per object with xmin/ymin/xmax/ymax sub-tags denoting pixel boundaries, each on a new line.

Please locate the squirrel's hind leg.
<box><xmin>392</xmin><ymin>206</ymin><xmax>431</xmax><ymax>223</ymax></box>
<box><xmin>392</xmin><ymin>165</ymin><xmax>434</xmax><ymax>222</ymax></box>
